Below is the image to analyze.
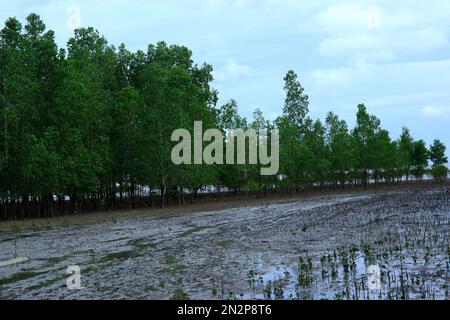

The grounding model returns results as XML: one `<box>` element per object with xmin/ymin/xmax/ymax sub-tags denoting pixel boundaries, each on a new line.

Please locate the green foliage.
<box><xmin>325</xmin><ymin>112</ymin><xmax>353</xmax><ymax>185</ymax></box>
<box><xmin>398</xmin><ymin>127</ymin><xmax>415</xmax><ymax>179</ymax></box>
<box><xmin>0</xmin><ymin>13</ymin><xmax>446</xmax><ymax>220</ymax></box>
<box><xmin>412</xmin><ymin>140</ymin><xmax>429</xmax><ymax>180</ymax></box>
<box><xmin>429</xmin><ymin>139</ymin><xmax>448</xmax><ymax>166</ymax></box>
<box><xmin>283</xmin><ymin>70</ymin><xmax>309</xmax><ymax>134</ymax></box>
<box><xmin>170</xmin><ymin>288</ymin><xmax>189</xmax><ymax>300</ymax></box>
<box><xmin>431</xmin><ymin>165</ymin><xmax>448</xmax><ymax>181</ymax></box>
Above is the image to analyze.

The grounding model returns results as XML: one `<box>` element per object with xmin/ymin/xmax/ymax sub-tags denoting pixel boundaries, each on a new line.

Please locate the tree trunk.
<box><xmin>160</xmin><ymin>184</ymin><xmax>165</xmax><ymax>208</ymax></box>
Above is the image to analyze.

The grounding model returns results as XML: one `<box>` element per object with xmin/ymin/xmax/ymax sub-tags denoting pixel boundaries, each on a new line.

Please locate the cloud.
<box><xmin>205</xmin><ymin>0</ymin><xmax>251</xmax><ymax>11</ymax></box>
<box><xmin>214</xmin><ymin>59</ymin><xmax>252</xmax><ymax>81</ymax></box>
<box><xmin>264</xmin><ymin>0</ymin><xmax>327</xmax><ymax>12</ymax></box>
<box><xmin>232</xmin><ymin>0</ymin><xmax>250</xmax><ymax>8</ymax></box>
<box><xmin>317</xmin><ymin>28</ymin><xmax>447</xmax><ymax>60</ymax></box>
<box><xmin>301</xmin><ymin>3</ymin><xmax>370</xmax><ymax>35</ymax></box>
<box><xmin>366</xmin><ymin>91</ymin><xmax>450</xmax><ymax>109</ymax></box>
<box><xmin>301</xmin><ymin>2</ymin><xmax>449</xmax><ymax>62</ymax></box>
<box><xmin>309</xmin><ymin>59</ymin><xmax>374</xmax><ymax>90</ymax></box>
<box><xmin>421</xmin><ymin>106</ymin><xmax>450</xmax><ymax>119</ymax></box>
<box><xmin>317</xmin><ymin>35</ymin><xmax>383</xmax><ymax>57</ymax></box>
<box><xmin>206</xmin><ymin>32</ymin><xmax>223</xmax><ymax>46</ymax></box>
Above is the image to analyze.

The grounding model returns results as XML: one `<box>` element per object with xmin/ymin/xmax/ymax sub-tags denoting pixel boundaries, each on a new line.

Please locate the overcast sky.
<box><xmin>1</xmin><ymin>0</ymin><xmax>449</xmax><ymax>156</ymax></box>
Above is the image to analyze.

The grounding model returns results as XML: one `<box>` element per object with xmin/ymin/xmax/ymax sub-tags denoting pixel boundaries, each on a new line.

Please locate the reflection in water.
<box><xmin>243</xmin><ymin>248</ymin><xmax>449</xmax><ymax>300</ymax></box>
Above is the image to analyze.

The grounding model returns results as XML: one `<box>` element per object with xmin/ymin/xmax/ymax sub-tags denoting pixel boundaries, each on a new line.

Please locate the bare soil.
<box><xmin>0</xmin><ymin>184</ymin><xmax>448</xmax><ymax>300</ymax></box>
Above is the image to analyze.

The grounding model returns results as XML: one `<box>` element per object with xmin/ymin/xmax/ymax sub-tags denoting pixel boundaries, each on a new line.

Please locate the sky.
<box><xmin>1</xmin><ymin>0</ymin><xmax>449</xmax><ymax>158</ymax></box>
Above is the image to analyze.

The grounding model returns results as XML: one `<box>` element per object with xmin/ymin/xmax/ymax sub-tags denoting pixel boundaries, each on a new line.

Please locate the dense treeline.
<box><xmin>0</xmin><ymin>14</ymin><xmax>448</xmax><ymax>220</ymax></box>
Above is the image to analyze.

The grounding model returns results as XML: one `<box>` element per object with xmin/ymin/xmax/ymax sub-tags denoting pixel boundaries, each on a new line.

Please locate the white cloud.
<box><xmin>232</xmin><ymin>0</ymin><xmax>251</xmax><ymax>9</ymax></box>
<box><xmin>206</xmin><ymin>32</ymin><xmax>223</xmax><ymax>46</ymax></box>
<box><xmin>421</xmin><ymin>106</ymin><xmax>450</xmax><ymax>119</ymax></box>
<box><xmin>302</xmin><ymin>2</ymin><xmax>449</xmax><ymax>62</ymax></box>
<box><xmin>317</xmin><ymin>35</ymin><xmax>382</xmax><ymax>56</ymax></box>
<box><xmin>366</xmin><ymin>91</ymin><xmax>450</xmax><ymax>109</ymax></box>
<box><xmin>301</xmin><ymin>3</ymin><xmax>370</xmax><ymax>35</ymax></box>
<box><xmin>205</xmin><ymin>0</ymin><xmax>251</xmax><ymax>11</ymax></box>
<box><xmin>215</xmin><ymin>59</ymin><xmax>252</xmax><ymax>81</ymax></box>
<box><xmin>206</xmin><ymin>0</ymin><xmax>227</xmax><ymax>11</ymax></box>
<box><xmin>309</xmin><ymin>59</ymin><xmax>374</xmax><ymax>89</ymax></box>
<box><xmin>317</xmin><ymin>28</ymin><xmax>447</xmax><ymax>60</ymax></box>
<box><xmin>264</xmin><ymin>0</ymin><xmax>327</xmax><ymax>12</ymax></box>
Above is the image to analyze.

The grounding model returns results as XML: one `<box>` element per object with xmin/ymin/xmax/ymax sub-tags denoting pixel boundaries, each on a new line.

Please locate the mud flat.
<box><xmin>0</xmin><ymin>185</ymin><xmax>449</xmax><ymax>300</ymax></box>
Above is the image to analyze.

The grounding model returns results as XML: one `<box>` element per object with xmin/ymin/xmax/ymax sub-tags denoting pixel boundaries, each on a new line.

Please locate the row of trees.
<box><xmin>0</xmin><ymin>14</ymin><xmax>448</xmax><ymax>220</ymax></box>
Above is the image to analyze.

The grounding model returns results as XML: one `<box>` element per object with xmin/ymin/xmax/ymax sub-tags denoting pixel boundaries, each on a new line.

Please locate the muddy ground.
<box><xmin>0</xmin><ymin>185</ymin><xmax>449</xmax><ymax>300</ymax></box>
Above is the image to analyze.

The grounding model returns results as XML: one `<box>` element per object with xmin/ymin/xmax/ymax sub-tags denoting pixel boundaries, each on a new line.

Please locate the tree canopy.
<box><xmin>0</xmin><ymin>14</ymin><xmax>447</xmax><ymax>220</ymax></box>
